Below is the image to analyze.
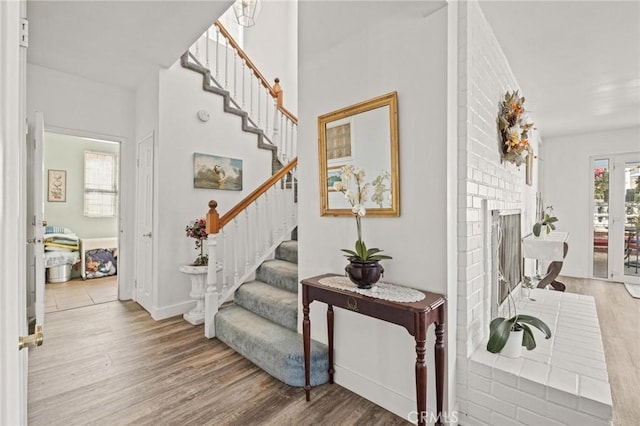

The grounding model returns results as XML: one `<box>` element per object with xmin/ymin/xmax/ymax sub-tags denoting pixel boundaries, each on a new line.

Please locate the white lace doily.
<box><xmin>317</xmin><ymin>276</ymin><xmax>425</xmax><ymax>303</ymax></box>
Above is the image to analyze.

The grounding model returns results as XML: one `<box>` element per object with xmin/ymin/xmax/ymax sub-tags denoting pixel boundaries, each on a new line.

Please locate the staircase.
<box><xmin>185</xmin><ymin>20</ymin><xmax>321</xmax><ymax>388</ymax></box>
<box><xmin>215</xmin><ymin>230</ymin><xmax>330</xmax><ymax>387</ymax></box>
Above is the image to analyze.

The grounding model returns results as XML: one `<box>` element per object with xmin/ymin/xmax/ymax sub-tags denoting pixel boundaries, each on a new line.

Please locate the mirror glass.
<box><xmin>318</xmin><ymin>92</ymin><xmax>399</xmax><ymax>216</ymax></box>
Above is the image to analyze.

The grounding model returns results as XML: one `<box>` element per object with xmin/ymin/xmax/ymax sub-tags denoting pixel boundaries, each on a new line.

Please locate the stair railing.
<box><xmin>203</xmin><ymin>158</ymin><xmax>298</xmax><ymax>338</ymax></box>
<box><xmin>186</xmin><ymin>21</ymin><xmax>298</xmax><ymax>164</ymax></box>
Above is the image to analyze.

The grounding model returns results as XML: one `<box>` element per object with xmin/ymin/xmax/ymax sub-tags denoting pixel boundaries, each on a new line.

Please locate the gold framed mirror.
<box><xmin>318</xmin><ymin>92</ymin><xmax>399</xmax><ymax>217</ymax></box>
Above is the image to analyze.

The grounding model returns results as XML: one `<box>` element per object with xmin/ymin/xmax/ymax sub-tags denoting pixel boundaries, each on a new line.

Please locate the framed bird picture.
<box><xmin>193</xmin><ymin>153</ymin><xmax>243</xmax><ymax>191</ymax></box>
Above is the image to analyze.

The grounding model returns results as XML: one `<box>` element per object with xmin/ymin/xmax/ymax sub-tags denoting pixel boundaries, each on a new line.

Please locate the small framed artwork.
<box><xmin>526</xmin><ymin>151</ymin><xmax>534</xmax><ymax>186</ymax></box>
<box><xmin>325</xmin><ymin>118</ymin><xmax>354</xmax><ymax>163</ymax></box>
<box><xmin>47</xmin><ymin>169</ymin><xmax>66</xmax><ymax>202</ymax></box>
<box><xmin>327</xmin><ymin>165</ymin><xmax>344</xmax><ymax>192</ymax></box>
<box><xmin>193</xmin><ymin>153</ymin><xmax>243</xmax><ymax>191</ymax></box>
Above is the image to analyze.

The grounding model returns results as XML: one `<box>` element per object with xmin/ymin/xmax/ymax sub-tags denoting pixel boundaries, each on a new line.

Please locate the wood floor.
<box><xmin>29</xmin><ymin>277</ymin><xmax>640</xmax><ymax>425</ymax></box>
<box><xmin>45</xmin><ymin>276</ymin><xmax>118</xmax><ymax>312</ymax></box>
<box><xmin>561</xmin><ymin>276</ymin><xmax>640</xmax><ymax>426</ymax></box>
<box><xmin>28</xmin><ymin>301</ymin><xmax>409</xmax><ymax>426</ymax></box>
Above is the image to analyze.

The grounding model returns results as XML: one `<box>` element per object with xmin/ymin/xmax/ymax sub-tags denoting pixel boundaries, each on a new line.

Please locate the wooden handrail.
<box><xmin>214</xmin><ymin>21</ymin><xmax>297</xmax><ymax>125</ymax></box>
<box><xmin>207</xmin><ymin>157</ymin><xmax>298</xmax><ymax>234</ymax></box>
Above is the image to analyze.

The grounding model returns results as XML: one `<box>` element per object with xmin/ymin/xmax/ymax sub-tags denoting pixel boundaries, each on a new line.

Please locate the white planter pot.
<box><xmin>179</xmin><ymin>264</ymin><xmax>208</xmax><ymax>325</ymax></box>
<box><xmin>501</xmin><ymin>329</ymin><xmax>523</xmax><ymax>358</ymax></box>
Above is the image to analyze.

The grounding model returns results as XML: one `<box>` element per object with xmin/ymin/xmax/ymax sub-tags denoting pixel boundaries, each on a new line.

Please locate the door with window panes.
<box><xmin>592</xmin><ymin>153</ymin><xmax>640</xmax><ymax>283</ymax></box>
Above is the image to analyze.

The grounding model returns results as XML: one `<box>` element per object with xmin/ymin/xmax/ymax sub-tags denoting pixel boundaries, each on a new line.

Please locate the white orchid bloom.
<box><xmin>333</xmin><ymin>181</ymin><xmax>346</xmax><ymax>192</ymax></box>
<box><xmin>352</xmin><ymin>204</ymin><xmax>367</xmax><ymax>217</ymax></box>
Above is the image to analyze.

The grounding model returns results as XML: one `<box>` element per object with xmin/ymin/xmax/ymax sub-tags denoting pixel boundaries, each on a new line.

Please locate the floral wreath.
<box><xmin>497</xmin><ymin>90</ymin><xmax>534</xmax><ymax>166</ymax></box>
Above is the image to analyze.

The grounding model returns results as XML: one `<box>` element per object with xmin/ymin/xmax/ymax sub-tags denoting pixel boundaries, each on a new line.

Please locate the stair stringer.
<box><xmin>180</xmin><ymin>52</ymin><xmax>283</xmax><ymax>175</ymax></box>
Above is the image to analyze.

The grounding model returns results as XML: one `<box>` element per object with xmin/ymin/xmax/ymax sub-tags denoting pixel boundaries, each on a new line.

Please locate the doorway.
<box><xmin>591</xmin><ymin>153</ymin><xmax>640</xmax><ymax>283</ymax></box>
<box><xmin>42</xmin><ymin>131</ymin><xmax>121</xmax><ymax>311</ymax></box>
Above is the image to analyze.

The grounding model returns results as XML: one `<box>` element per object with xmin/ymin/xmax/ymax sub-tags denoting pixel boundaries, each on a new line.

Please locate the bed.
<box><xmin>80</xmin><ymin>237</ymin><xmax>118</xmax><ymax>279</ymax></box>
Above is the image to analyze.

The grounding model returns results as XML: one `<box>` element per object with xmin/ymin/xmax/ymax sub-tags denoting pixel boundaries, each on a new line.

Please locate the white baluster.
<box><xmin>195</xmin><ymin>36</ymin><xmax>201</xmax><ymax>61</ymax></box>
<box><xmin>257</xmin><ymin>81</ymin><xmax>262</xmax><ymax>127</ymax></box>
<box><xmin>265</xmin><ymin>94</ymin><xmax>270</xmax><ymax>135</ymax></box>
<box><xmin>272</xmin><ymin>183</ymin><xmax>278</xmax><ymax>242</ymax></box>
<box><xmin>224</xmin><ymin>38</ymin><xmax>229</xmax><ymax>89</ymax></box>
<box><xmin>272</xmin><ymin>107</ymin><xmax>280</xmax><ymax>155</ymax></box>
<box><xmin>265</xmin><ymin>94</ymin><xmax>270</xmax><ymax>136</ymax></box>
<box><xmin>255</xmin><ymin>200</ymin><xmax>260</xmax><ymax>261</ymax></box>
<box><xmin>233</xmin><ymin>217</ymin><xmax>239</xmax><ymax>285</ymax></box>
<box><xmin>281</xmin><ymin>174</ymin><xmax>288</xmax><ymax>235</ymax></box>
<box><xmin>215</xmin><ymin>27</ymin><xmax>220</xmax><ymax>81</ymax></box>
<box><xmin>205</xmin><ymin>29</ymin><xmax>210</xmax><ymax>69</ymax></box>
<box><xmin>241</xmin><ymin>60</ymin><xmax>246</xmax><ymax>109</ymax></box>
<box><xmin>244</xmin><ymin>209</ymin><xmax>250</xmax><ymax>274</ymax></box>
<box><xmin>293</xmin><ymin>124</ymin><xmax>298</xmax><ymax>159</ymax></box>
<box><xmin>282</xmin><ymin>116</ymin><xmax>288</xmax><ymax>164</ymax></box>
<box><xmin>221</xmin><ymin>228</ymin><xmax>228</xmax><ymax>297</ymax></box>
<box><xmin>250</xmin><ymin>73</ymin><xmax>254</xmax><ymax>118</ymax></box>
<box><xmin>233</xmin><ymin>49</ymin><xmax>238</xmax><ymax>99</ymax></box>
<box><xmin>264</xmin><ymin>190</ymin><xmax>271</xmax><ymax>250</ymax></box>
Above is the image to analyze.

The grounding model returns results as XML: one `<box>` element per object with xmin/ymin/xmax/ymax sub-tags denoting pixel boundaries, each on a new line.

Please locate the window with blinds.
<box><xmin>84</xmin><ymin>151</ymin><xmax>118</xmax><ymax>217</ymax></box>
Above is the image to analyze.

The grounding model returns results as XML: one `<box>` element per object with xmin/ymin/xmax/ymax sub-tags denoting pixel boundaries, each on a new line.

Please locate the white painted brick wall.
<box><xmin>454</xmin><ymin>2</ymin><xmax>609</xmax><ymax>424</ymax></box>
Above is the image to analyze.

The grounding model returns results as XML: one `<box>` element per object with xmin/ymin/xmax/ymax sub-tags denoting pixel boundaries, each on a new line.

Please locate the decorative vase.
<box><xmin>501</xmin><ymin>329</ymin><xmax>523</xmax><ymax>358</ymax></box>
<box><xmin>345</xmin><ymin>260</ymin><xmax>384</xmax><ymax>289</ymax></box>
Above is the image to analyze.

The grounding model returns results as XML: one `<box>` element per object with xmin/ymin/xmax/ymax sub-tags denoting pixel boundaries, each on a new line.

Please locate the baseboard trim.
<box><xmin>150</xmin><ymin>300</ymin><xmax>194</xmax><ymax>321</ymax></box>
<box><xmin>334</xmin><ymin>364</ymin><xmax>436</xmax><ymax>424</ymax></box>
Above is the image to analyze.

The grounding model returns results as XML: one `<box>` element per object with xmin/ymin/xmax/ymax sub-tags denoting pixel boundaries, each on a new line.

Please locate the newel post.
<box><xmin>204</xmin><ymin>200</ymin><xmax>220</xmax><ymax>339</ymax></box>
<box><xmin>273</xmin><ymin>77</ymin><xmax>283</xmax><ymax>108</ymax></box>
<box><xmin>272</xmin><ymin>78</ymin><xmax>282</xmax><ymax>153</ymax></box>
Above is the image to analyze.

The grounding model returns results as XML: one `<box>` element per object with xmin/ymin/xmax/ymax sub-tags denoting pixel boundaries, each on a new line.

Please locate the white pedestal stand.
<box><xmin>179</xmin><ymin>264</ymin><xmax>208</xmax><ymax>325</ymax></box>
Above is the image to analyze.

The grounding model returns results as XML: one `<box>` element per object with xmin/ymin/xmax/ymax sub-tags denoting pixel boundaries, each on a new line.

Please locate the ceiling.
<box><xmin>27</xmin><ymin>1</ymin><xmax>233</xmax><ymax>89</ymax></box>
<box><xmin>480</xmin><ymin>0</ymin><xmax>640</xmax><ymax>139</ymax></box>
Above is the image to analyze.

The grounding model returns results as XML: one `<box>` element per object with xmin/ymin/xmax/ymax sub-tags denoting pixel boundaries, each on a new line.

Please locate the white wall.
<box><xmin>299</xmin><ymin>3</ymin><xmax>448</xmax><ymax>420</ymax></box>
<box><xmin>243</xmin><ymin>0</ymin><xmax>298</xmax><ymax>114</ymax></box>
<box><xmin>456</xmin><ymin>1</ymin><xmax>541</xmax><ymax>421</ymax></box>
<box><xmin>27</xmin><ymin>64</ymin><xmax>136</xmax><ymax>298</ymax></box>
<box><xmin>43</xmin><ymin>132</ymin><xmax>120</xmax><ymax>239</ymax></box>
<box><xmin>542</xmin><ymin>126</ymin><xmax>640</xmax><ymax>278</ymax></box>
<box><xmin>153</xmin><ymin>61</ymin><xmax>273</xmax><ymax>313</ymax></box>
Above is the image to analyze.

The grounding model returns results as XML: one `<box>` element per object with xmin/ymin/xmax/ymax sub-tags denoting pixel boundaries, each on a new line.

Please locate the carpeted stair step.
<box><xmin>255</xmin><ymin>259</ymin><xmax>298</xmax><ymax>293</ymax></box>
<box><xmin>234</xmin><ymin>280</ymin><xmax>298</xmax><ymax>331</ymax></box>
<box><xmin>275</xmin><ymin>240</ymin><xmax>298</xmax><ymax>264</ymax></box>
<box><xmin>215</xmin><ymin>304</ymin><xmax>329</xmax><ymax>387</ymax></box>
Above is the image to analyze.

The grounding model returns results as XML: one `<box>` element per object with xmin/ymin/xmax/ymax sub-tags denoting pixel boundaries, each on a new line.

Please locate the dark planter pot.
<box><xmin>345</xmin><ymin>260</ymin><xmax>384</xmax><ymax>289</ymax></box>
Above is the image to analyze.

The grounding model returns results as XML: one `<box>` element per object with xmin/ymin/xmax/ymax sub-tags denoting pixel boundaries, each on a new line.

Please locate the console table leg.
<box><xmin>327</xmin><ymin>305</ymin><xmax>335</xmax><ymax>384</ymax></box>
<box><xmin>415</xmin><ymin>329</ymin><xmax>427</xmax><ymax>426</ymax></box>
<box><xmin>435</xmin><ymin>322</ymin><xmax>445</xmax><ymax>426</ymax></box>
<box><xmin>303</xmin><ymin>288</ymin><xmax>311</xmax><ymax>401</ymax></box>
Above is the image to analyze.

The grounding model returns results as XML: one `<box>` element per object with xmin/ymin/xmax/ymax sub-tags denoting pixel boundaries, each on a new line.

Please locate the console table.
<box><xmin>301</xmin><ymin>274</ymin><xmax>446</xmax><ymax>426</ymax></box>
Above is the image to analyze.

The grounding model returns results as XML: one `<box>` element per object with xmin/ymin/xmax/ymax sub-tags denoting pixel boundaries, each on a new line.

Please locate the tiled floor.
<box><xmin>45</xmin><ymin>276</ymin><xmax>118</xmax><ymax>312</ymax></box>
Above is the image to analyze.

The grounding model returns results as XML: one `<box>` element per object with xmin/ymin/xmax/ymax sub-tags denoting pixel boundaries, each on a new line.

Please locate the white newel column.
<box><xmin>179</xmin><ymin>264</ymin><xmax>207</xmax><ymax>325</ymax></box>
<box><xmin>204</xmin><ymin>234</ymin><xmax>219</xmax><ymax>338</ymax></box>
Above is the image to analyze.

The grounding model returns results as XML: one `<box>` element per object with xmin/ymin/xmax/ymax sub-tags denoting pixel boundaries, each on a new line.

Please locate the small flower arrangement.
<box><xmin>498</xmin><ymin>90</ymin><xmax>534</xmax><ymax>166</ymax></box>
<box><xmin>332</xmin><ymin>165</ymin><xmax>392</xmax><ymax>261</ymax></box>
<box><xmin>185</xmin><ymin>218</ymin><xmax>208</xmax><ymax>266</ymax></box>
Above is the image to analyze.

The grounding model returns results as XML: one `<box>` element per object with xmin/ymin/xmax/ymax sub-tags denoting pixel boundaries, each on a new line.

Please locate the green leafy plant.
<box><xmin>341</xmin><ymin>240</ymin><xmax>392</xmax><ymax>262</ymax></box>
<box><xmin>533</xmin><ymin>205</ymin><xmax>558</xmax><ymax>237</ymax></box>
<box><xmin>487</xmin><ymin>314</ymin><xmax>552</xmax><ymax>353</ymax></box>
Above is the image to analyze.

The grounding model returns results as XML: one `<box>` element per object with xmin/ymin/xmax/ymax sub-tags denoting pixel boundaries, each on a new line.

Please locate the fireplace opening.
<box><xmin>491</xmin><ymin>209</ymin><xmax>522</xmax><ymax>315</ymax></box>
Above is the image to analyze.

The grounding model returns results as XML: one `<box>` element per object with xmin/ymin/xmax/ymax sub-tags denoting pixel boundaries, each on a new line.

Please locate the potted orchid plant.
<box><xmin>333</xmin><ymin>165</ymin><xmax>392</xmax><ymax>288</ymax></box>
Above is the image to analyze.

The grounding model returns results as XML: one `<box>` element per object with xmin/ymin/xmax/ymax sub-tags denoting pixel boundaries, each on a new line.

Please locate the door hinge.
<box><xmin>20</xmin><ymin>18</ymin><xmax>29</xmax><ymax>48</ymax></box>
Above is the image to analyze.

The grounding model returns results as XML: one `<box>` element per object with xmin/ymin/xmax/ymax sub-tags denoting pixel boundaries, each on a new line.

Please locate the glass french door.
<box><xmin>592</xmin><ymin>153</ymin><xmax>640</xmax><ymax>283</ymax></box>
